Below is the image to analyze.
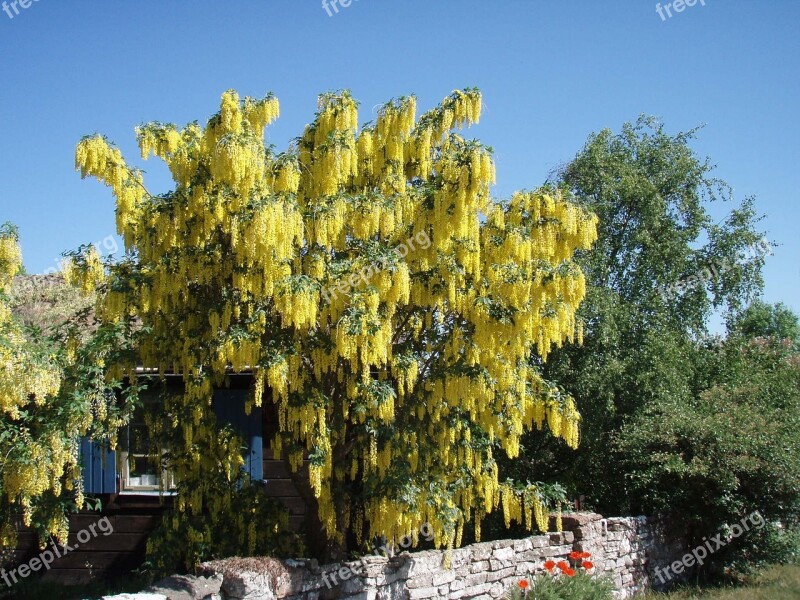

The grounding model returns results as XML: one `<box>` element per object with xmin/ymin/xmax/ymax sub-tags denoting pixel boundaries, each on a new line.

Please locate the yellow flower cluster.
<box><xmin>0</xmin><ymin>236</ymin><xmax>22</xmax><ymax>290</ymax></box>
<box><xmin>75</xmin><ymin>135</ymin><xmax>147</xmax><ymax>240</ymax></box>
<box><xmin>0</xmin><ymin>235</ymin><xmax>62</xmax><ymax>418</ymax></box>
<box><xmin>75</xmin><ymin>88</ymin><xmax>597</xmax><ymax>552</ymax></box>
<box><xmin>63</xmin><ymin>246</ymin><xmax>105</xmax><ymax>295</ymax></box>
<box><xmin>0</xmin><ymin>232</ymin><xmax>84</xmax><ymax>545</ymax></box>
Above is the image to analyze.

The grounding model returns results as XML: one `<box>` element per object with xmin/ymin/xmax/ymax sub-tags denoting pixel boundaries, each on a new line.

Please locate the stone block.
<box><xmin>485</xmin><ymin>566</ymin><xmax>516</xmax><ymax>583</ymax></box>
<box><xmin>489</xmin><ymin>558</ymin><xmax>510</xmax><ymax>571</ymax></box>
<box><xmin>492</xmin><ymin>546</ymin><xmax>515</xmax><ymax>561</ymax></box>
<box><xmin>548</xmin><ymin>532</ymin><xmax>564</xmax><ymax>545</ymax></box>
<box><xmin>470</xmin><ymin>560</ymin><xmax>489</xmax><ymax>574</ymax></box>
<box><xmin>464</xmin><ymin>572</ymin><xmax>488</xmax><ymax>587</ymax></box>
<box><xmin>461</xmin><ymin>582</ymin><xmax>491</xmax><ymax>597</ymax></box>
<box><xmin>145</xmin><ymin>573</ymin><xmax>224</xmax><ymax>600</ymax></box>
<box><xmin>408</xmin><ymin>586</ymin><xmax>440</xmax><ymax>599</ymax></box>
<box><xmin>514</xmin><ymin>561</ymin><xmax>537</xmax><ymax>576</ymax></box>
<box><xmin>513</xmin><ymin>538</ymin><xmax>533</xmax><ymax>553</ymax></box>
<box><xmin>408</xmin><ymin>553</ymin><xmax>442</xmax><ymax>577</ymax></box>
<box><xmin>431</xmin><ymin>570</ymin><xmax>456</xmax><ymax>587</ymax></box>
<box><xmin>340</xmin><ymin>592</ymin><xmax>377</xmax><ymax>600</ymax></box>
<box><xmin>530</xmin><ymin>535</ymin><xmax>550</xmax><ymax>548</ymax></box>
<box><xmin>406</xmin><ymin>574</ymin><xmax>434</xmax><ymax>589</ymax></box>
<box><xmin>472</xmin><ymin>542</ymin><xmax>494</xmax><ymax>560</ymax></box>
<box><xmin>340</xmin><ymin>577</ymin><xmax>367</xmax><ymax>594</ymax></box>
<box><xmin>489</xmin><ymin>581</ymin><xmax>504</xmax><ymax>598</ymax></box>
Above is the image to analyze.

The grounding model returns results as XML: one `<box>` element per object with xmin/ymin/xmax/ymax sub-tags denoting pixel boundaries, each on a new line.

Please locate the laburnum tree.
<box><xmin>71</xmin><ymin>88</ymin><xmax>598</xmax><ymax>559</ymax></box>
<box><xmin>0</xmin><ymin>224</ymin><xmax>129</xmax><ymax>549</ymax></box>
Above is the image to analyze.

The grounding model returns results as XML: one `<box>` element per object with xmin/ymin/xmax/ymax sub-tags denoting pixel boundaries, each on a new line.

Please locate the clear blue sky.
<box><xmin>1</xmin><ymin>1</ymin><xmax>798</xmax><ymax>322</ymax></box>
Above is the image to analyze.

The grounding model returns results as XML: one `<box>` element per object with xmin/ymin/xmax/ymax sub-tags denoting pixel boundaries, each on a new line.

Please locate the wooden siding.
<box><xmin>10</xmin><ymin>499</ymin><xmax>169</xmax><ymax>585</ymax></box>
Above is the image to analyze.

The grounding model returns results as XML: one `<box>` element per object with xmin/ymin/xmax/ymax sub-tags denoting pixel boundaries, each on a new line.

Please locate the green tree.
<box><xmin>507</xmin><ymin>116</ymin><xmax>767</xmax><ymax>513</ymax></box>
<box><xmin>729</xmin><ymin>300</ymin><xmax>800</xmax><ymax>344</ymax></box>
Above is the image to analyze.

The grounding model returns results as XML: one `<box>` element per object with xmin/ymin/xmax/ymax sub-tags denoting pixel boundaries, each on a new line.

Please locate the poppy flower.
<box><xmin>557</xmin><ymin>561</ymin><xmax>570</xmax><ymax>572</ymax></box>
<box><xmin>568</xmin><ymin>551</ymin><xmax>582</xmax><ymax>561</ymax></box>
<box><xmin>544</xmin><ymin>560</ymin><xmax>556</xmax><ymax>572</ymax></box>
<box><xmin>580</xmin><ymin>552</ymin><xmax>592</xmax><ymax>559</ymax></box>
<box><xmin>518</xmin><ymin>579</ymin><xmax>529</xmax><ymax>589</ymax></box>
<box><xmin>563</xmin><ymin>567</ymin><xmax>576</xmax><ymax>577</ymax></box>
<box><xmin>582</xmin><ymin>561</ymin><xmax>594</xmax><ymax>570</ymax></box>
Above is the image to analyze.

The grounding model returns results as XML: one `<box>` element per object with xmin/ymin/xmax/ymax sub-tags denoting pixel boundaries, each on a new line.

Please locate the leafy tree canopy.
<box><xmin>508</xmin><ymin>116</ymin><xmax>767</xmax><ymax>513</ymax></box>
<box><xmin>0</xmin><ymin>223</ymin><xmax>130</xmax><ymax>548</ymax></box>
<box><xmin>728</xmin><ymin>299</ymin><xmax>799</xmax><ymax>344</ymax></box>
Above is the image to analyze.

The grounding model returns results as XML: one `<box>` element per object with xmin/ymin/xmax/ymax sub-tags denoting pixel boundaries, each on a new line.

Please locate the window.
<box><xmin>80</xmin><ymin>379</ymin><xmax>263</xmax><ymax>494</ymax></box>
<box><xmin>118</xmin><ymin>394</ymin><xmax>176</xmax><ymax>494</ymax></box>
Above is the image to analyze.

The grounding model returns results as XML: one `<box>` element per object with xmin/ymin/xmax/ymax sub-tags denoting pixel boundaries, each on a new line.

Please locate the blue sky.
<box><xmin>1</xmin><ymin>1</ymin><xmax>797</xmax><ymax>323</ymax></box>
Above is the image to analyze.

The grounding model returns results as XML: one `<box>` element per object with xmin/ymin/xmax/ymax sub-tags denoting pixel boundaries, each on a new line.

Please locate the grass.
<box><xmin>641</xmin><ymin>564</ymin><xmax>800</xmax><ymax>599</ymax></box>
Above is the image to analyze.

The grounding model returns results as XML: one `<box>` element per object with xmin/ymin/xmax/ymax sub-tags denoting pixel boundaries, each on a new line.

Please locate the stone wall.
<box><xmin>109</xmin><ymin>513</ymin><xmax>688</xmax><ymax>600</ymax></box>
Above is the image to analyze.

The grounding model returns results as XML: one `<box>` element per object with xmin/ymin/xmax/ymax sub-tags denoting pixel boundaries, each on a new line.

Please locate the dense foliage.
<box><xmin>500</xmin><ymin>115</ymin><xmax>800</xmax><ymax>582</ymax></box>
<box><xmin>144</xmin><ymin>460</ymin><xmax>303</xmax><ymax>575</ymax></box>
<box><xmin>615</xmin><ymin>324</ymin><xmax>800</xmax><ymax>578</ymax></box>
<box><xmin>508</xmin><ymin>116</ymin><xmax>768</xmax><ymax>513</ymax></box>
<box><xmin>0</xmin><ymin>224</ymin><xmax>132</xmax><ymax>548</ymax></box>
<box><xmin>728</xmin><ymin>300</ymin><xmax>799</xmax><ymax>345</ymax></box>
<box><xmin>70</xmin><ymin>88</ymin><xmax>597</xmax><ymax>558</ymax></box>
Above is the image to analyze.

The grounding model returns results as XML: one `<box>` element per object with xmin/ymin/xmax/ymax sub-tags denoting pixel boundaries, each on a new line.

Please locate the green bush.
<box><xmin>613</xmin><ymin>335</ymin><xmax>800</xmax><ymax>581</ymax></box>
<box><xmin>144</xmin><ymin>479</ymin><xmax>304</xmax><ymax>577</ymax></box>
<box><xmin>715</xmin><ymin>523</ymin><xmax>800</xmax><ymax>583</ymax></box>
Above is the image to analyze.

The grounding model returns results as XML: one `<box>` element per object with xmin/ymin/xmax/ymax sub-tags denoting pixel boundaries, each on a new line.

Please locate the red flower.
<box><xmin>518</xmin><ymin>579</ymin><xmax>529</xmax><ymax>589</ymax></box>
<box><xmin>544</xmin><ymin>560</ymin><xmax>556</xmax><ymax>572</ymax></box>
<box><xmin>580</xmin><ymin>552</ymin><xmax>592</xmax><ymax>559</ymax></box>
<box><xmin>563</xmin><ymin>567</ymin><xmax>576</xmax><ymax>577</ymax></box>
<box><xmin>568</xmin><ymin>551</ymin><xmax>582</xmax><ymax>561</ymax></box>
<box><xmin>557</xmin><ymin>561</ymin><xmax>570</xmax><ymax>572</ymax></box>
<box><xmin>582</xmin><ymin>561</ymin><xmax>594</xmax><ymax>570</ymax></box>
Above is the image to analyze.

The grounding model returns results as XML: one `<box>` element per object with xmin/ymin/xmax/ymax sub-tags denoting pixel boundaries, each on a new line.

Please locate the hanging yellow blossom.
<box><xmin>74</xmin><ymin>87</ymin><xmax>597</xmax><ymax>555</ymax></box>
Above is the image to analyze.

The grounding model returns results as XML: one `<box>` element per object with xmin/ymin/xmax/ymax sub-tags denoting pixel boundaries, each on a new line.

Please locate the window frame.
<box><xmin>116</xmin><ymin>389</ymin><xmax>177</xmax><ymax>495</ymax></box>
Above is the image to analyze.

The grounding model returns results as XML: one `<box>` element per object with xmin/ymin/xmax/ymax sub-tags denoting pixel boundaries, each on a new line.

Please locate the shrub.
<box><xmin>144</xmin><ymin>478</ymin><xmax>304</xmax><ymax>577</ymax></box>
<box><xmin>613</xmin><ymin>335</ymin><xmax>800</xmax><ymax>581</ymax></box>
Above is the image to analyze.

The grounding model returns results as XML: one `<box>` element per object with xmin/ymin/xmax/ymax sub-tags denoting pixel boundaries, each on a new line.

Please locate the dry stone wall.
<box><xmin>106</xmin><ymin>513</ymin><xmax>688</xmax><ymax>600</ymax></box>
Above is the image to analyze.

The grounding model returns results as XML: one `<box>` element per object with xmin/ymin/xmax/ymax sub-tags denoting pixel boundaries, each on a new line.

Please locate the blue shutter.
<box><xmin>80</xmin><ymin>438</ymin><xmax>117</xmax><ymax>494</ymax></box>
<box><xmin>212</xmin><ymin>389</ymin><xmax>263</xmax><ymax>481</ymax></box>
